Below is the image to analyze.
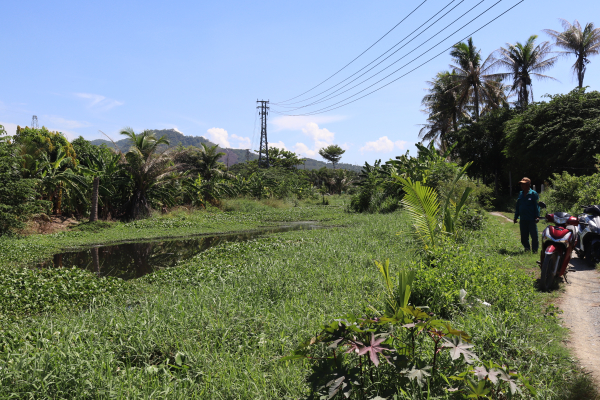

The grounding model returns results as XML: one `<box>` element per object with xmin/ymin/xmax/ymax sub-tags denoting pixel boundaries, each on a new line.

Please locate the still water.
<box><xmin>38</xmin><ymin>222</ymin><xmax>320</xmax><ymax>280</ymax></box>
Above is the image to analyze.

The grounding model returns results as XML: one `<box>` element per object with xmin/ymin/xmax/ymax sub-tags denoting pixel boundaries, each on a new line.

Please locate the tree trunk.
<box><xmin>494</xmin><ymin>168</ymin><xmax>498</xmax><ymax>196</ymax></box>
<box><xmin>474</xmin><ymin>85</ymin><xmax>480</xmax><ymax>121</ymax></box>
<box><xmin>578</xmin><ymin>54</ymin><xmax>585</xmax><ymax>88</ymax></box>
<box><xmin>56</xmin><ymin>185</ymin><xmax>63</xmax><ymax>215</ymax></box>
<box><xmin>90</xmin><ymin>176</ymin><xmax>99</xmax><ymax>222</ymax></box>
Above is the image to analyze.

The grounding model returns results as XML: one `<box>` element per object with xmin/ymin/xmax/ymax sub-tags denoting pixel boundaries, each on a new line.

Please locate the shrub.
<box><xmin>540</xmin><ymin>168</ymin><xmax>600</xmax><ymax>215</ymax></box>
<box><xmin>409</xmin><ymin>241</ymin><xmax>536</xmax><ymax>319</ymax></box>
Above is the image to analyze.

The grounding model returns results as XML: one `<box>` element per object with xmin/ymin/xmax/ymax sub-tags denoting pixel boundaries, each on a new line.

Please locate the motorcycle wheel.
<box><xmin>540</xmin><ymin>253</ymin><xmax>559</xmax><ymax>292</ymax></box>
<box><xmin>585</xmin><ymin>246</ymin><xmax>598</xmax><ymax>268</ymax></box>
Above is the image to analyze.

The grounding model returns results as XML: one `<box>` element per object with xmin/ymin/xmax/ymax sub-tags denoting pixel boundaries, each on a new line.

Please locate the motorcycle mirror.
<box><xmin>539</xmin><ymin>201</ymin><xmax>547</xmax><ymax>209</ymax></box>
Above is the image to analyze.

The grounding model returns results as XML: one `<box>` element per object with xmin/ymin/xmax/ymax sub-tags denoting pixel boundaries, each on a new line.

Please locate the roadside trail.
<box><xmin>559</xmin><ymin>256</ymin><xmax>600</xmax><ymax>384</ymax></box>
<box><xmin>489</xmin><ymin>212</ymin><xmax>512</xmax><ymax>222</ymax></box>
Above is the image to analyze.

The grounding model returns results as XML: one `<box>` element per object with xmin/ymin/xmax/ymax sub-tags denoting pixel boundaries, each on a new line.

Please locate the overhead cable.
<box><xmin>274</xmin><ymin>0</ymin><xmax>428</xmax><ymax>104</ymax></box>
<box><xmin>278</xmin><ymin>0</ymin><xmax>490</xmax><ymax>113</ymax></box>
<box><xmin>276</xmin><ymin>0</ymin><xmax>465</xmax><ymax>108</ymax></box>
<box><xmin>280</xmin><ymin>0</ymin><xmax>524</xmax><ymax>116</ymax></box>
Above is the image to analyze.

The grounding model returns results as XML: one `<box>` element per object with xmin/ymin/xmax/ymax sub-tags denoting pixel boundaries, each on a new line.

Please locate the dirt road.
<box><xmin>559</xmin><ymin>256</ymin><xmax>600</xmax><ymax>384</ymax></box>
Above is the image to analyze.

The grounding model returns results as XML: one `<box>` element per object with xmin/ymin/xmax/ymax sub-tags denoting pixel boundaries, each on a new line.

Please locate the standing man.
<box><xmin>514</xmin><ymin>177</ymin><xmax>540</xmax><ymax>252</ymax></box>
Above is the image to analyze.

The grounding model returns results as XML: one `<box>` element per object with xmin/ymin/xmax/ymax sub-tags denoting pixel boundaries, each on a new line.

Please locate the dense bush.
<box><xmin>540</xmin><ymin>166</ymin><xmax>600</xmax><ymax>215</ymax></box>
<box><xmin>0</xmin><ymin>142</ymin><xmax>51</xmax><ymax>236</ymax></box>
<box><xmin>410</xmin><ymin>240</ymin><xmax>536</xmax><ymax>319</ymax></box>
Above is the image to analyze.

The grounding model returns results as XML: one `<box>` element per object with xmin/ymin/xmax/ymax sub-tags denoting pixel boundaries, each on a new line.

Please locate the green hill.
<box><xmin>91</xmin><ymin>128</ymin><xmax>363</xmax><ymax>172</ymax></box>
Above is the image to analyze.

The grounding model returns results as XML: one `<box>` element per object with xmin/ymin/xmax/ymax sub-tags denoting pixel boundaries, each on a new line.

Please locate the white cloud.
<box><xmin>395</xmin><ymin>140</ymin><xmax>408</xmax><ymax>150</ymax></box>
<box><xmin>46</xmin><ymin>115</ymin><xmax>90</xmax><ymax>129</ymax></box>
<box><xmin>301</xmin><ymin>122</ymin><xmax>335</xmax><ymax>146</ymax></box>
<box><xmin>74</xmin><ymin>93</ymin><xmax>124</xmax><ymax>111</ymax></box>
<box><xmin>269</xmin><ymin>141</ymin><xmax>287</xmax><ymax>150</ymax></box>
<box><xmin>231</xmin><ymin>134</ymin><xmax>251</xmax><ymax>149</ymax></box>
<box><xmin>360</xmin><ymin>136</ymin><xmax>396</xmax><ymax>153</ymax></box>
<box><xmin>207</xmin><ymin>127</ymin><xmax>230</xmax><ymax>148</ymax></box>
<box><xmin>206</xmin><ymin>129</ymin><xmax>253</xmax><ymax>149</ymax></box>
<box><xmin>293</xmin><ymin>142</ymin><xmax>318</xmax><ymax>158</ymax></box>
<box><xmin>271</xmin><ymin>115</ymin><xmax>346</xmax><ymax>131</ymax></box>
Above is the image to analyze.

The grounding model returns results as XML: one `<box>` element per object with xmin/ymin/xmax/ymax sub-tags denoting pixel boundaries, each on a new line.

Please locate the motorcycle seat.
<box><xmin>583</xmin><ymin>205</ymin><xmax>600</xmax><ymax>216</ymax></box>
<box><xmin>549</xmin><ymin>226</ymin><xmax>571</xmax><ymax>239</ymax></box>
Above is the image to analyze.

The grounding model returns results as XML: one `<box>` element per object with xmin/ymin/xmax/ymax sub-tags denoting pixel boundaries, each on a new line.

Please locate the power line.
<box><xmin>279</xmin><ymin>0</ymin><xmax>523</xmax><ymax>117</ymax></box>
<box><xmin>277</xmin><ymin>0</ymin><xmax>491</xmax><ymax>113</ymax></box>
<box><xmin>275</xmin><ymin>0</ymin><xmax>465</xmax><ymax>108</ymax></box>
<box><xmin>274</xmin><ymin>0</ymin><xmax>428</xmax><ymax>104</ymax></box>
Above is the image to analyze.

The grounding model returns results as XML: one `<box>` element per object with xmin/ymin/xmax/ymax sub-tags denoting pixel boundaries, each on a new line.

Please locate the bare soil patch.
<box><xmin>559</xmin><ymin>256</ymin><xmax>600</xmax><ymax>385</ymax></box>
<box><xmin>21</xmin><ymin>215</ymin><xmax>80</xmax><ymax>235</ymax></box>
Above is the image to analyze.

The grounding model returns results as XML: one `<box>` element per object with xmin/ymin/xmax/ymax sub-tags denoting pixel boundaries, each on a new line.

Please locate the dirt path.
<box><xmin>559</xmin><ymin>256</ymin><xmax>600</xmax><ymax>384</ymax></box>
<box><xmin>490</xmin><ymin>211</ymin><xmax>512</xmax><ymax>222</ymax></box>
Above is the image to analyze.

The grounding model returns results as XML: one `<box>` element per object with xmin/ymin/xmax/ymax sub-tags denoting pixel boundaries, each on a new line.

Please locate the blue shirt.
<box><xmin>514</xmin><ymin>189</ymin><xmax>540</xmax><ymax>221</ymax></box>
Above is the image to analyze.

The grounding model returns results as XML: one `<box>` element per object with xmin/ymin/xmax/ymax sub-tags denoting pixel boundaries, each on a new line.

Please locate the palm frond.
<box><xmin>398</xmin><ymin>177</ymin><xmax>439</xmax><ymax>250</ymax></box>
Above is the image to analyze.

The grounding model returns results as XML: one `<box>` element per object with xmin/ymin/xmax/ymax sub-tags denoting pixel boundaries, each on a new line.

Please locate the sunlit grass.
<box><xmin>0</xmin><ymin>208</ymin><xmax>595</xmax><ymax>398</ymax></box>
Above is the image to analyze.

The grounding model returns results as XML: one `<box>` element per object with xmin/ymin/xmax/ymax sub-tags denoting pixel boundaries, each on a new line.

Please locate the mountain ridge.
<box><xmin>90</xmin><ymin>128</ymin><xmax>363</xmax><ymax>172</ymax></box>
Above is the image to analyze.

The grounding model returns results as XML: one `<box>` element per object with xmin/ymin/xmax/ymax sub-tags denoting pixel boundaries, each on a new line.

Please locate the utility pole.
<box><xmin>256</xmin><ymin>100</ymin><xmax>269</xmax><ymax>168</ymax></box>
<box><xmin>31</xmin><ymin>115</ymin><xmax>38</xmax><ymax>129</ymax></box>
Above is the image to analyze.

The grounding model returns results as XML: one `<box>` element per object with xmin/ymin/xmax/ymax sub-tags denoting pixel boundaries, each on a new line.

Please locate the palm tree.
<box><xmin>419</xmin><ymin>71</ymin><xmax>461</xmax><ymax>148</ymax></box>
<box><xmin>82</xmin><ymin>150</ymin><xmax>121</xmax><ymax>221</ymax></box>
<box><xmin>449</xmin><ymin>37</ymin><xmax>503</xmax><ymax>121</ymax></box>
<box><xmin>38</xmin><ymin>149</ymin><xmax>88</xmax><ymax>215</ymax></box>
<box><xmin>544</xmin><ymin>19</ymin><xmax>600</xmax><ymax>88</ymax></box>
<box><xmin>495</xmin><ymin>35</ymin><xmax>558</xmax><ymax>107</ymax></box>
<box><xmin>176</xmin><ymin>143</ymin><xmax>230</xmax><ymax>181</ymax></box>
<box><xmin>119</xmin><ymin>128</ymin><xmax>181</xmax><ymax>219</ymax></box>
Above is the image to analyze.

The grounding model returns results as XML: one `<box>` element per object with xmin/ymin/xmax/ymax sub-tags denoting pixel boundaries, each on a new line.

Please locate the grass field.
<box><xmin>0</xmin><ymin>206</ymin><xmax>595</xmax><ymax>399</ymax></box>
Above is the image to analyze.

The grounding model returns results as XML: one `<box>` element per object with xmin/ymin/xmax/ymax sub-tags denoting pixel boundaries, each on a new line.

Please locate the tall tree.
<box><xmin>175</xmin><ymin>143</ymin><xmax>229</xmax><ymax>181</ymax></box>
<box><xmin>495</xmin><ymin>35</ymin><xmax>558</xmax><ymax>107</ymax></box>
<box><xmin>419</xmin><ymin>71</ymin><xmax>461</xmax><ymax>148</ymax></box>
<box><xmin>318</xmin><ymin>144</ymin><xmax>345</xmax><ymax>170</ymax></box>
<box><xmin>544</xmin><ymin>19</ymin><xmax>600</xmax><ymax>88</ymax></box>
<box><xmin>119</xmin><ymin>128</ymin><xmax>180</xmax><ymax>219</ymax></box>
<box><xmin>449</xmin><ymin>37</ymin><xmax>503</xmax><ymax>121</ymax></box>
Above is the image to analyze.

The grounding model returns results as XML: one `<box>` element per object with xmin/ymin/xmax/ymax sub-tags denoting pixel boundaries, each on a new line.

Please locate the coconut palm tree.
<box><xmin>495</xmin><ymin>35</ymin><xmax>558</xmax><ymax>107</ymax></box>
<box><xmin>83</xmin><ymin>150</ymin><xmax>121</xmax><ymax>221</ymax></box>
<box><xmin>544</xmin><ymin>19</ymin><xmax>600</xmax><ymax>88</ymax></box>
<box><xmin>449</xmin><ymin>37</ymin><xmax>503</xmax><ymax>121</ymax></box>
<box><xmin>175</xmin><ymin>143</ymin><xmax>230</xmax><ymax>181</ymax></box>
<box><xmin>419</xmin><ymin>71</ymin><xmax>462</xmax><ymax>148</ymax></box>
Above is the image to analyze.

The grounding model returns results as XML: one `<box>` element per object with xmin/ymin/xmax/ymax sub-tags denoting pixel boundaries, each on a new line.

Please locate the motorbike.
<box><xmin>538</xmin><ymin>202</ymin><xmax>579</xmax><ymax>291</ymax></box>
<box><xmin>575</xmin><ymin>205</ymin><xmax>600</xmax><ymax>266</ymax></box>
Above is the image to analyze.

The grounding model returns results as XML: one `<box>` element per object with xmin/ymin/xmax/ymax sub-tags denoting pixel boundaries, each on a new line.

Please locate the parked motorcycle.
<box><xmin>575</xmin><ymin>205</ymin><xmax>600</xmax><ymax>266</ymax></box>
<box><xmin>538</xmin><ymin>202</ymin><xmax>579</xmax><ymax>291</ymax></box>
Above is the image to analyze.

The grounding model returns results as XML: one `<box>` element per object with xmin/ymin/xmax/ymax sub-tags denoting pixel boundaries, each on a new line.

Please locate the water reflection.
<box><xmin>37</xmin><ymin>222</ymin><xmax>320</xmax><ymax>280</ymax></box>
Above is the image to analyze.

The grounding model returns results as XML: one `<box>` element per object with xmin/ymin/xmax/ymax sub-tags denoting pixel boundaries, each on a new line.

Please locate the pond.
<box><xmin>37</xmin><ymin>222</ymin><xmax>321</xmax><ymax>280</ymax></box>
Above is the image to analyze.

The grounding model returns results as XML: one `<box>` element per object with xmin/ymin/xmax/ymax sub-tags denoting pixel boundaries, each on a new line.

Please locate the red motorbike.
<box><xmin>539</xmin><ymin>203</ymin><xmax>579</xmax><ymax>291</ymax></box>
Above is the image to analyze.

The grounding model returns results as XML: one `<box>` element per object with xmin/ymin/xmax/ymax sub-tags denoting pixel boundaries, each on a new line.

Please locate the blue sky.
<box><xmin>1</xmin><ymin>0</ymin><xmax>599</xmax><ymax>165</ymax></box>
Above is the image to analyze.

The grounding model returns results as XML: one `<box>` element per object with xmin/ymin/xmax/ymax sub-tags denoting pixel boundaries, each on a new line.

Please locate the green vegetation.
<box><xmin>418</xmin><ymin>27</ymin><xmax>600</xmax><ymax>198</ymax></box>
<box><xmin>319</xmin><ymin>144</ymin><xmax>346</xmax><ymax>169</ymax></box>
<box><xmin>3</xmin><ymin>16</ymin><xmax>600</xmax><ymax>400</ymax></box>
<box><xmin>0</xmin><ymin>207</ymin><xmax>593</xmax><ymax>398</ymax></box>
